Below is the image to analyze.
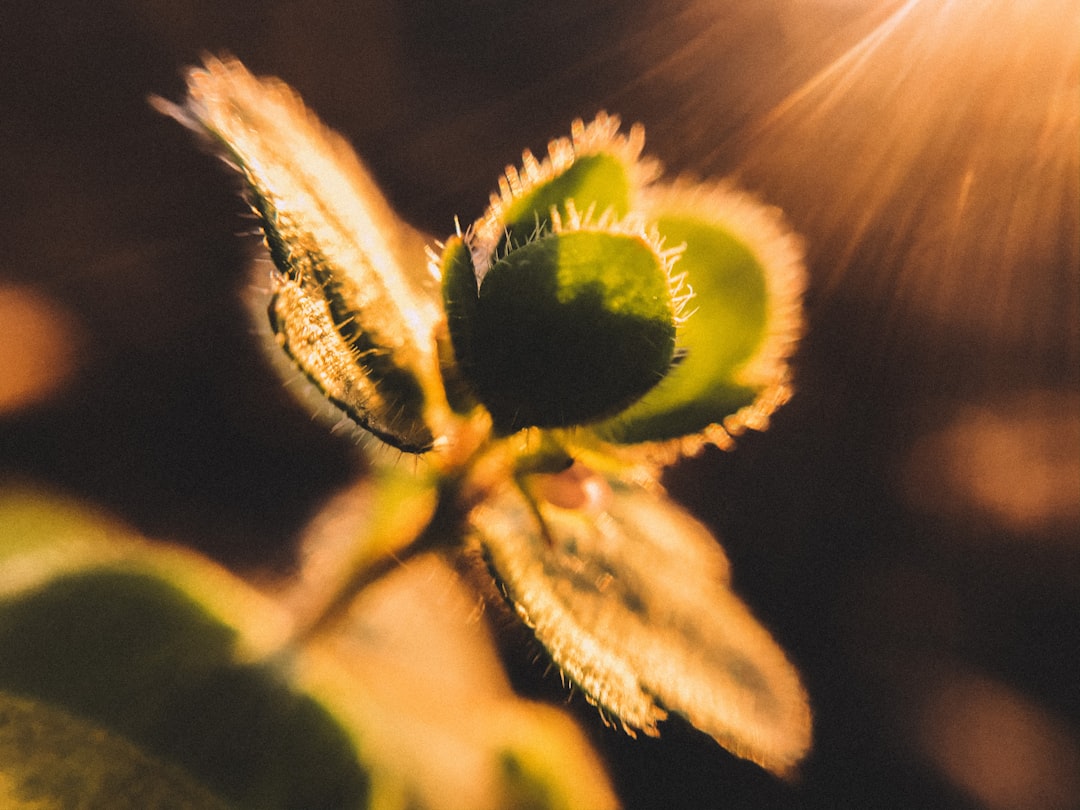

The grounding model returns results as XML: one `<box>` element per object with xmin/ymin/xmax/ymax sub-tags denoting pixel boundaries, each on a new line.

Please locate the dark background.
<box><xmin>2</xmin><ymin>1</ymin><xmax>1077</xmax><ymax>808</ymax></box>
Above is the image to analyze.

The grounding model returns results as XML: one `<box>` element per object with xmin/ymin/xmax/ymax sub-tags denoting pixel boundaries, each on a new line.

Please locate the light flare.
<box><xmin>738</xmin><ymin>0</ymin><xmax>1079</xmax><ymax>354</ymax></box>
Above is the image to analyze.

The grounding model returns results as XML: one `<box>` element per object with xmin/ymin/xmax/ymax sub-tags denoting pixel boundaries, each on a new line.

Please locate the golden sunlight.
<box><xmin>739</xmin><ymin>0</ymin><xmax>1078</xmax><ymax>351</ymax></box>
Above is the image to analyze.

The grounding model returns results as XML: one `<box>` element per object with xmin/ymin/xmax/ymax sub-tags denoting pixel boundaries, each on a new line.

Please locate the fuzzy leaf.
<box><xmin>453</xmin><ymin>228</ymin><xmax>678</xmax><ymax>432</ymax></box>
<box><xmin>157</xmin><ymin>57</ymin><xmax>445</xmax><ymax>453</ymax></box>
<box><xmin>470</xmin><ymin>469</ymin><xmax>812</xmax><ymax>777</ymax></box>
<box><xmin>469</xmin><ymin>113</ymin><xmax>656</xmax><ymax>279</ymax></box>
<box><xmin>437</xmin><ymin>235</ymin><xmax>484</xmax><ymax>415</ymax></box>
<box><xmin>494</xmin><ymin>153</ymin><xmax>633</xmax><ymax>255</ymax></box>
<box><xmin>595</xmin><ymin>182</ymin><xmax>806</xmax><ymax>453</ymax></box>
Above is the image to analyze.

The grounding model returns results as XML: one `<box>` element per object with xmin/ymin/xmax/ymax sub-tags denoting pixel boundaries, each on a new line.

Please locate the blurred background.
<box><xmin>1</xmin><ymin>1</ymin><xmax>1077</xmax><ymax>807</ymax></box>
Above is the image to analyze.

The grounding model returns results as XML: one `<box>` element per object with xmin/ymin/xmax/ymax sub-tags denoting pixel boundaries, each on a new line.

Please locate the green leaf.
<box><xmin>156</xmin><ymin>57</ymin><xmax>447</xmax><ymax>453</ymax></box>
<box><xmin>0</xmin><ymin>691</ymin><xmax>233</xmax><ymax>810</ymax></box>
<box><xmin>457</xmin><ymin>227</ymin><xmax>678</xmax><ymax>432</ymax></box>
<box><xmin>0</xmin><ymin>486</ymin><xmax>618</xmax><ymax>810</ymax></box>
<box><xmin>0</xmin><ymin>563</ymin><xmax>368</xmax><ymax>809</ymax></box>
<box><xmin>437</xmin><ymin>235</ymin><xmax>483</xmax><ymax>415</ymax></box>
<box><xmin>468</xmin><ymin>113</ymin><xmax>656</xmax><ymax>279</ymax></box>
<box><xmin>469</xmin><ymin>466</ymin><xmax>812</xmax><ymax>777</ymax></box>
<box><xmin>595</xmin><ymin>182</ymin><xmax>806</xmax><ymax>453</ymax></box>
<box><xmin>494</xmin><ymin>153</ymin><xmax>633</xmax><ymax>255</ymax></box>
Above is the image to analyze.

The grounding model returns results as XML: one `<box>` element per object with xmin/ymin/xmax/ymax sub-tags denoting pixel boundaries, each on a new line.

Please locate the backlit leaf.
<box><xmin>157</xmin><ymin>57</ymin><xmax>446</xmax><ymax>452</ymax></box>
<box><xmin>595</xmin><ymin>180</ymin><xmax>806</xmax><ymax>456</ymax></box>
<box><xmin>468</xmin><ymin>113</ymin><xmax>658</xmax><ymax>281</ymax></box>
<box><xmin>470</xmin><ymin>467</ymin><xmax>812</xmax><ymax>777</ymax></box>
<box><xmin>452</xmin><ymin>225</ymin><xmax>679</xmax><ymax>432</ymax></box>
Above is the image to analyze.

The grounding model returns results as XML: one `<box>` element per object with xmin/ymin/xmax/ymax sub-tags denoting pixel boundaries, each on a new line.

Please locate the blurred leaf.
<box><xmin>0</xmin><ymin>492</ymin><xmax>368</xmax><ymax>810</ymax></box>
<box><xmin>311</xmin><ymin>552</ymin><xmax>619</xmax><ymax>810</ymax></box>
<box><xmin>0</xmin><ymin>691</ymin><xmax>232</xmax><ymax>810</ymax></box>
<box><xmin>278</xmin><ymin>466</ymin><xmax>440</xmax><ymax>632</ymax></box>
<box><xmin>0</xmin><ymin>485</ymin><xmax>119</xmax><ymax>562</ymax></box>
<box><xmin>0</xmin><ymin>485</ymin><xmax>617</xmax><ymax>810</ymax></box>
<box><xmin>471</xmin><ymin>470</ymin><xmax>812</xmax><ymax>777</ymax></box>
